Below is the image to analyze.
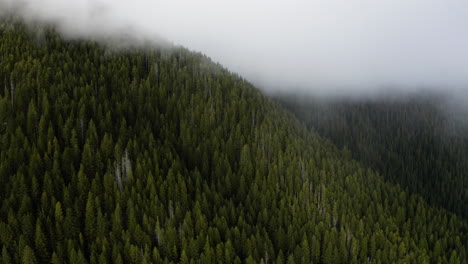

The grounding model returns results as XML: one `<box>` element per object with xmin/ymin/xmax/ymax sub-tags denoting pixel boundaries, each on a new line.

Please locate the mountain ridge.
<box><xmin>0</xmin><ymin>19</ymin><xmax>467</xmax><ymax>264</ymax></box>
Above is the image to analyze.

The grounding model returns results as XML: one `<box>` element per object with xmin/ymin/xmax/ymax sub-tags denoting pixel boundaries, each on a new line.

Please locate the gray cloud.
<box><xmin>1</xmin><ymin>0</ymin><xmax>468</xmax><ymax>96</ymax></box>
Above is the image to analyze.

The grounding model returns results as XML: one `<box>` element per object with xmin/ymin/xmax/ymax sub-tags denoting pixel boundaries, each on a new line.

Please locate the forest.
<box><xmin>276</xmin><ymin>95</ymin><xmax>468</xmax><ymax>219</ymax></box>
<box><xmin>0</xmin><ymin>19</ymin><xmax>467</xmax><ymax>263</ymax></box>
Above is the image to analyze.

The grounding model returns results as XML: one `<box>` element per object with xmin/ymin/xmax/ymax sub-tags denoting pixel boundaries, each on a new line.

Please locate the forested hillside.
<box><xmin>276</xmin><ymin>95</ymin><xmax>468</xmax><ymax>219</ymax></box>
<box><xmin>0</xmin><ymin>19</ymin><xmax>467</xmax><ymax>264</ymax></box>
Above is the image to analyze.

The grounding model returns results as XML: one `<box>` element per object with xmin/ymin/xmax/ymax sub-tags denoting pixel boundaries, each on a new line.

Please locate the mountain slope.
<box><xmin>276</xmin><ymin>94</ymin><xmax>468</xmax><ymax>219</ymax></box>
<box><xmin>0</xmin><ymin>20</ymin><xmax>467</xmax><ymax>264</ymax></box>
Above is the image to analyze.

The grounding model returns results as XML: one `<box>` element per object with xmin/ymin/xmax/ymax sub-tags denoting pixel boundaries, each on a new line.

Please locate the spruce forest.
<box><xmin>0</xmin><ymin>19</ymin><xmax>467</xmax><ymax>264</ymax></box>
<box><xmin>277</xmin><ymin>95</ymin><xmax>468</xmax><ymax>219</ymax></box>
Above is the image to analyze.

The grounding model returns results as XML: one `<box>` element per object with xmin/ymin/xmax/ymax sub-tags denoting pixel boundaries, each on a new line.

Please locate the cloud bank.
<box><xmin>1</xmin><ymin>0</ymin><xmax>468</xmax><ymax>95</ymax></box>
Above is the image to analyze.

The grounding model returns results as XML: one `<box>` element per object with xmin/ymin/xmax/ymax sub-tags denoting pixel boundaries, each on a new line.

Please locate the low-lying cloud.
<box><xmin>2</xmin><ymin>0</ymin><xmax>468</xmax><ymax>96</ymax></box>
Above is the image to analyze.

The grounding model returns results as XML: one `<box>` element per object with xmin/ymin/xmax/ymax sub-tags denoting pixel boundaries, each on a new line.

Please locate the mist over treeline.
<box><xmin>276</xmin><ymin>92</ymin><xmax>468</xmax><ymax>218</ymax></box>
<box><xmin>2</xmin><ymin>19</ymin><xmax>468</xmax><ymax>263</ymax></box>
<box><xmin>1</xmin><ymin>0</ymin><xmax>468</xmax><ymax>99</ymax></box>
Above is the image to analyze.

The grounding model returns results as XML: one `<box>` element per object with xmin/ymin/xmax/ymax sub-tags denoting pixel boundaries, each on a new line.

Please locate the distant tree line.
<box><xmin>277</xmin><ymin>95</ymin><xmax>468</xmax><ymax>219</ymax></box>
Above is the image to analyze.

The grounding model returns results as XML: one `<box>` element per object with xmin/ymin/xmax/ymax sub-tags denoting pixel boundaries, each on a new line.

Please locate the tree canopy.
<box><xmin>0</xmin><ymin>19</ymin><xmax>467</xmax><ymax>263</ymax></box>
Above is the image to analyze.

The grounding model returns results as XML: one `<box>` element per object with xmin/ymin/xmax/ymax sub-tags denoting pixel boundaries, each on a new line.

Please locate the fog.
<box><xmin>2</xmin><ymin>0</ymin><xmax>468</xmax><ymax>97</ymax></box>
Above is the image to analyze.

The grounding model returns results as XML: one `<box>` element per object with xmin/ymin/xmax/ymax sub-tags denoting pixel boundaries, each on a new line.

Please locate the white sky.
<box><xmin>2</xmin><ymin>0</ymin><xmax>468</xmax><ymax>95</ymax></box>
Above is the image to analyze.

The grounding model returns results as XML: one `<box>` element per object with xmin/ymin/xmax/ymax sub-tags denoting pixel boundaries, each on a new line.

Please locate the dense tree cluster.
<box><xmin>277</xmin><ymin>95</ymin><xmax>468</xmax><ymax>219</ymax></box>
<box><xmin>0</xmin><ymin>20</ymin><xmax>467</xmax><ymax>263</ymax></box>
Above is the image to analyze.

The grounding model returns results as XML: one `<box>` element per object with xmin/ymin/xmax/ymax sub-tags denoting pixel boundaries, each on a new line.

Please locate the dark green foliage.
<box><xmin>0</xmin><ymin>19</ymin><xmax>467</xmax><ymax>264</ymax></box>
<box><xmin>277</xmin><ymin>95</ymin><xmax>468</xmax><ymax>218</ymax></box>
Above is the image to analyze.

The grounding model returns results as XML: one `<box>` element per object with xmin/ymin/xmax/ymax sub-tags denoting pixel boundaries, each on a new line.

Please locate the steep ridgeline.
<box><xmin>276</xmin><ymin>95</ymin><xmax>468</xmax><ymax>219</ymax></box>
<box><xmin>0</xmin><ymin>20</ymin><xmax>467</xmax><ymax>264</ymax></box>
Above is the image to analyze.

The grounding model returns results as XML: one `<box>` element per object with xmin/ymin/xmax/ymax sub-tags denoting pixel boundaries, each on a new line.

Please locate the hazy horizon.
<box><xmin>2</xmin><ymin>0</ymin><xmax>468</xmax><ymax>97</ymax></box>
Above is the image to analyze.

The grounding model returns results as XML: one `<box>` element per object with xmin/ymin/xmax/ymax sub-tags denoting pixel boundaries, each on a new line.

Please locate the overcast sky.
<box><xmin>2</xmin><ymin>0</ymin><xmax>468</xmax><ymax>96</ymax></box>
